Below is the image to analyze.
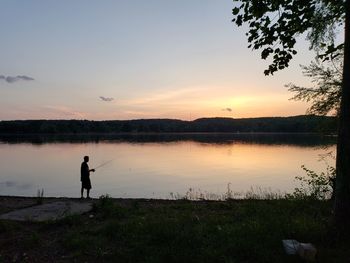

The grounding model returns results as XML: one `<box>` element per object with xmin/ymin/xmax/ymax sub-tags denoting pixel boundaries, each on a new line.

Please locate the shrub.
<box><xmin>292</xmin><ymin>165</ymin><xmax>335</xmax><ymax>200</ymax></box>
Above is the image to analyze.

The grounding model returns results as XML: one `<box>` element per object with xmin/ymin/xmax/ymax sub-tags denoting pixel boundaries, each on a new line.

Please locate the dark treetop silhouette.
<box><xmin>0</xmin><ymin>116</ymin><xmax>336</xmax><ymax>134</ymax></box>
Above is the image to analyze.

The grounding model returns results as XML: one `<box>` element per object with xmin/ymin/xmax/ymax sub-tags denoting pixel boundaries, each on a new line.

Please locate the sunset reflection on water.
<box><xmin>0</xmin><ymin>136</ymin><xmax>335</xmax><ymax>198</ymax></box>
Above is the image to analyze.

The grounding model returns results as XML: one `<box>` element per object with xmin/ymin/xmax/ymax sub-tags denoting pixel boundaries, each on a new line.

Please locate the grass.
<box><xmin>0</xmin><ymin>197</ymin><xmax>349</xmax><ymax>262</ymax></box>
<box><xmin>36</xmin><ymin>189</ymin><xmax>44</xmax><ymax>205</ymax></box>
<box><xmin>169</xmin><ymin>186</ymin><xmax>285</xmax><ymax>201</ymax></box>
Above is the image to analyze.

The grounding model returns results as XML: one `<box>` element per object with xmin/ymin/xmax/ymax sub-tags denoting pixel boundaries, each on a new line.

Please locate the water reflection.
<box><xmin>0</xmin><ymin>134</ymin><xmax>336</xmax><ymax>198</ymax></box>
<box><xmin>0</xmin><ymin>181</ymin><xmax>32</xmax><ymax>190</ymax></box>
<box><xmin>0</xmin><ymin>133</ymin><xmax>336</xmax><ymax>147</ymax></box>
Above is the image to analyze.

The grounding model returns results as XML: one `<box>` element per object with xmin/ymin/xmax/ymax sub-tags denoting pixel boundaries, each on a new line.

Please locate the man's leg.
<box><xmin>81</xmin><ymin>188</ymin><xmax>84</xmax><ymax>198</ymax></box>
<box><xmin>87</xmin><ymin>189</ymin><xmax>90</xmax><ymax>198</ymax></box>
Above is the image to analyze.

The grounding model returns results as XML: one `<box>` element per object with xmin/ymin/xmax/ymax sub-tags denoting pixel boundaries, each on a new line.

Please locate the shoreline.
<box><xmin>1</xmin><ymin>195</ymin><xmax>348</xmax><ymax>262</ymax></box>
<box><xmin>0</xmin><ymin>195</ymin><xmax>303</xmax><ymax>214</ymax></box>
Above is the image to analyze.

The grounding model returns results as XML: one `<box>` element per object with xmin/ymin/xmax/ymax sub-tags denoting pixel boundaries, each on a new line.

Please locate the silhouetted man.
<box><xmin>81</xmin><ymin>156</ymin><xmax>95</xmax><ymax>199</ymax></box>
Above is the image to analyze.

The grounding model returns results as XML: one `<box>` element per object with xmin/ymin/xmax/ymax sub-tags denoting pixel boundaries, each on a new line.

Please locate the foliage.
<box><xmin>292</xmin><ymin>165</ymin><xmax>336</xmax><ymax>200</ymax></box>
<box><xmin>0</xmin><ymin>116</ymin><xmax>337</xmax><ymax>134</ymax></box>
<box><xmin>232</xmin><ymin>0</ymin><xmax>345</xmax><ymax>75</ymax></box>
<box><xmin>287</xmin><ymin>56</ymin><xmax>342</xmax><ymax>116</ymax></box>
<box><xmin>232</xmin><ymin>0</ymin><xmax>350</xmax><ymax>227</ymax></box>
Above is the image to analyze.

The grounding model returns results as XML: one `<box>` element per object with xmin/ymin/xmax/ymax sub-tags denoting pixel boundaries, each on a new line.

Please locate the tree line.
<box><xmin>0</xmin><ymin>115</ymin><xmax>336</xmax><ymax>134</ymax></box>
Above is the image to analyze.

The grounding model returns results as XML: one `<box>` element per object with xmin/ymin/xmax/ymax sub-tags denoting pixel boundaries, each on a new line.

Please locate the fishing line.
<box><xmin>93</xmin><ymin>159</ymin><xmax>113</xmax><ymax>170</ymax></box>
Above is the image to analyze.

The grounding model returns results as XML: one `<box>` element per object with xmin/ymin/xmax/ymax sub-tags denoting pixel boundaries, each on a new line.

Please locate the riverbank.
<box><xmin>0</xmin><ymin>196</ymin><xmax>348</xmax><ymax>262</ymax></box>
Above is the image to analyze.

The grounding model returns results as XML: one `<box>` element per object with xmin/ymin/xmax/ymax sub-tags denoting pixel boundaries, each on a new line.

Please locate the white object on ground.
<box><xmin>282</xmin><ymin>239</ymin><xmax>300</xmax><ymax>254</ymax></box>
<box><xmin>282</xmin><ymin>239</ymin><xmax>317</xmax><ymax>261</ymax></box>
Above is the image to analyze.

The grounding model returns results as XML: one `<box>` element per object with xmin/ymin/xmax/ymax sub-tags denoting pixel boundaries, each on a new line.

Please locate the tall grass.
<box><xmin>169</xmin><ymin>163</ymin><xmax>336</xmax><ymax>201</ymax></box>
<box><xmin>36</xmin><ymin>188</ymin><xmax>44</xmax><ymax>205</ymax></box>
<box><xmin>170</xmin><ymin>185</ymin><xmax>286</xmax><ymax>201</ymax></box>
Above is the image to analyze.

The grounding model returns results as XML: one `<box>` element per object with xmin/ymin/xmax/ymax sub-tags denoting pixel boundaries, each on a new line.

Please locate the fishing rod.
<box><xmin>93</xmin><ymin>159</ymin><xmax>113</xmax><ymax>170</ymax></box>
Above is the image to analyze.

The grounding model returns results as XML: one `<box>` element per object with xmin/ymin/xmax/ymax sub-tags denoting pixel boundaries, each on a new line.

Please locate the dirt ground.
<box><xmin>0</xmin><ymin>196</ymin><xmax>70</xmax><ymax>214</ymax></box>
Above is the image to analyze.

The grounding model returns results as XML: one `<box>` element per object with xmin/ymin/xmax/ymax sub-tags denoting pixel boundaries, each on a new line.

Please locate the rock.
<box><xmin>0</xmin><ymin>201</ymin><xmax>93</xmax><ymax>222</ymax></box>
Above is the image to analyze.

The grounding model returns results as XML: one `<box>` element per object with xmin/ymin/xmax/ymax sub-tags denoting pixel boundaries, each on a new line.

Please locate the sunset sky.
<box><xmin>0</xmin><ymin>0</ymin><xmax>319</xmax><ymax>121</ymax></box>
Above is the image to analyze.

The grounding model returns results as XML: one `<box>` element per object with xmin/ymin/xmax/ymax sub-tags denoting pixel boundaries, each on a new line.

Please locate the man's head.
<box><xmin>84</xmin><ymin>156</ymin><xmax>89</xmax><ymax>162</ymax></box>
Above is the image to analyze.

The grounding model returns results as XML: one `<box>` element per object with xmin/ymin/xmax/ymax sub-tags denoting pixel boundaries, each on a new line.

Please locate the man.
<box><xmin>80</xmin><ymin>156</ymin><xmax>95</xmax><ymax>199</ymax></box>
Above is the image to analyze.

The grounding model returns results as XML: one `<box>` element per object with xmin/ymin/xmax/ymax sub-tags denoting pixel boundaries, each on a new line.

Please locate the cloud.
<box><xmin>0</xmin><ymin>75</ymin><xmax>35</xmax><ymax>83</ymax></box>
<box><xmin>99</xmin><ymin>96</ymin><xmax>114</xmax><ymax>102</ymax></box>
<box><xmin>222</xmin><ymin>107</ymin><xmax>233</xmax><ymax>112</ymax></box>
<box><xmin>122</xmin><ymin>87</ymin><xmax>203</xmax><ymax>106</ymax></box>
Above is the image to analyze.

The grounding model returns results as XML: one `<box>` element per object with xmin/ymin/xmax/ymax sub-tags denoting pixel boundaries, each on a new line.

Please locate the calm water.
<box><xmin>0</xmin><ymin>134</ymin><xmax>336</xmax><ymax>198</ymax></box>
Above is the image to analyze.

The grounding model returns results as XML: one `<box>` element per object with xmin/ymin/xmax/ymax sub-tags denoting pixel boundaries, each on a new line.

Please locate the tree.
<box><xmin>232</xmin><ymin>1</ymin><xmax>344</xmax><ymax>74</ymax></box>
<box><xmin>287</xmin><ymin>56</ymin><xmax>342</xmax><ymax>116</ymax></box>
<box><xmin>232</xmin><ymin>0</ymin><xmax>350</xmax><ymax>228</ymax></box>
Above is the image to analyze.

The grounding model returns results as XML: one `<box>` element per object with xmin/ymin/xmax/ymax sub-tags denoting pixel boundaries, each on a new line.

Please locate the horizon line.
<box><xmin>0</xmin><ymin>114</ymin><xmax>333</xmax><ymax>122</ymax></box>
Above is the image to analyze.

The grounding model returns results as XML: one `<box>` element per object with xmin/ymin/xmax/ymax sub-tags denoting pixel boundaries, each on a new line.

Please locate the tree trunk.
<box><xmin>335</xmin><ymin>0</ymin><xmax>350</xmax><ymax>229</ymax></box>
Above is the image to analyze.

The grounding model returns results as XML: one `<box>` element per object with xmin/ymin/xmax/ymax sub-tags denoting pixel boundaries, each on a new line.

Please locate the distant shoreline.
<box><xmin>0</xmin><ymin>131</ymin><xmax>337</xmax><ymax>135</ymax></box>
<box><xmin>0</xmin><ymin>115</ymin><xmax>337</xmax><ymax>134</ymax></box>
<box><xmin>0</xmin><ymin>131</ymin><xmax>337</xmax><ymax>147</ymax></box>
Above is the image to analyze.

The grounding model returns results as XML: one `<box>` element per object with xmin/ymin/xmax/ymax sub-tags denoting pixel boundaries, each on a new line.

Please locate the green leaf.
<box><xmin>232</xmin><ymin>7</ymin><xmax>240</xmax><ymax>15</ymax></box>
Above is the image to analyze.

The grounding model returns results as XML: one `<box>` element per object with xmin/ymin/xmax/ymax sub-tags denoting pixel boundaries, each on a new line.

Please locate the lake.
<box><xmin>0</xmin><ymin>134</ymin><xmax>336</xmax><ymax>199</ymax></box>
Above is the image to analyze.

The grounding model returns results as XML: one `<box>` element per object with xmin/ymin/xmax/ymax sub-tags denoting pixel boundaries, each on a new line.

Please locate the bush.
<box><xmin>291</xmin><ymin>165</ymin><xmax>335</xmax><ymax>200</ymax></box>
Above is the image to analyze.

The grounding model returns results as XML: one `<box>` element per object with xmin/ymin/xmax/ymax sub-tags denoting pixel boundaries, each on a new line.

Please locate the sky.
<box><xmin>0</xmin><ymin>0</ymin><xmax>320</xmax><ymax>121</ymax></box>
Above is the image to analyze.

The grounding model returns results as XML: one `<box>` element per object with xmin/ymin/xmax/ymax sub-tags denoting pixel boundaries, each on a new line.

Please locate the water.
<box><xmin>0</xmin><ymin>134</ymin><xmax>336</xmax><ymax>198</ymax></box>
